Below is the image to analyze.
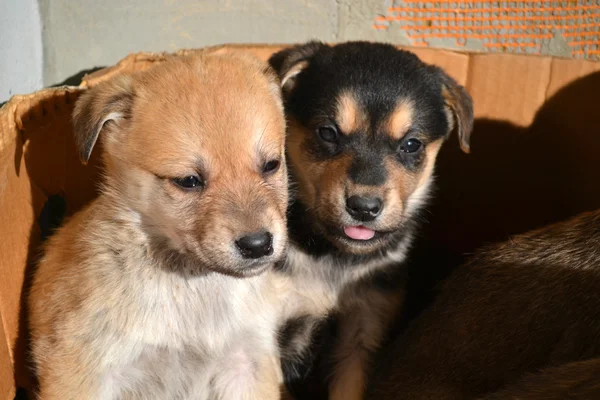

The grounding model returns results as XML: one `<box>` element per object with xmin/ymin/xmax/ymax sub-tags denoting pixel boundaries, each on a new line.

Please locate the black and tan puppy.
<box><xmin>367</xmin><ymin>210</ymin><xmax>600</xmax><ymax>400</ymax></box>
<box><xmin>269</xmin><ymin>41</ymin><xmax>473</xmax><ymax>399</ymax></box>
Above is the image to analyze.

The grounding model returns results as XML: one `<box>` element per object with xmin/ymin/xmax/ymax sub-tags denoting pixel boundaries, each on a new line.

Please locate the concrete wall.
<box><xmin>3</xmin><ymin>0</ymin><xmax>395</xmax><ymax>102</ymax></box>
<box><xmin>38</xmin><ymin>0</ymin><xmax>396</xmax><ymax>87</ymax></box>
<box><xmin>0</xmin><ymin>0</ymin><xmax>43</xmax><ymax>103</ymax></box>
<box><xmin>1</xmin><ymin>1</ymin><xmax>595</xmax><ymax>102</ymax></box>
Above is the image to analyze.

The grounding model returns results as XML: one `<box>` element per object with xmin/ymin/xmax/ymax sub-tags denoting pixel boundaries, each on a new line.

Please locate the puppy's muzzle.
<box><xmin>235</xmin><ymin>231</ymin><xmax>274</xmax><ymax>259</ymax></box>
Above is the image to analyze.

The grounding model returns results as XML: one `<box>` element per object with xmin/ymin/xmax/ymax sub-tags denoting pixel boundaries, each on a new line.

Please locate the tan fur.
<box><xmin>336</xmin><ymin>91</ymin><xmax>367</xmax><ymax>135</ymax></box>
<box><xmin>29</xmin><ymin>51</ymin><xmax>290</xmax><ymax>400</ymax></box>
<box><xmin>386</xmin><ymin>100</ymin><xmax>415</xmax><ymax>140</ymax></box>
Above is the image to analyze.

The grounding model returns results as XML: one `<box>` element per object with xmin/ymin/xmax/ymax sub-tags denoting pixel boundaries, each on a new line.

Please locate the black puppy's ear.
<box><xmin>72</xmin><ymin>75</ymin><xmax>134</xmax><ymax>164</ymax></box>
<box><xmin>435</xmin><ymin>68</ymin><xmax>474</xmax><ymax>154</ymax></box>
<box><xmin>269</xmin><ymin>41</ymin><xmax>328</xmax><ymax>94</ymax></box>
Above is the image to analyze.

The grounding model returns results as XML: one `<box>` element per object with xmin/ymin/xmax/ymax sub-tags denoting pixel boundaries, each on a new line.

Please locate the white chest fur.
<box><xmin>279</xmin><ymin>234</ymin><xmax>412</xmax><ymax>320</ymax></box>
<box><xmin>83</xmin><ymin>264</ymin><xmax>280</xmax><ymax>399</ymax></box>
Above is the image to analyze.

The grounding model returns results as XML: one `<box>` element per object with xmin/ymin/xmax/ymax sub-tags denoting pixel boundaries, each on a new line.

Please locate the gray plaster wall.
<box><xmin>38</xmin><ymin>0</ymin><xmax>395</xmax><ymax>87</ymax></box>
<box><xmin>3</xmin><ymin>0</ymin><xmax>394</xmax><ymax>103</ymax></box>
<box><xmin>0</xmin><ymin>0</ymin><xmax>43</xmax><ymax>102</ymax></box>
<box><xmin>1</xmin><ymin>0</ymin><xmax>586</xmax><ymax>103</ymax></box>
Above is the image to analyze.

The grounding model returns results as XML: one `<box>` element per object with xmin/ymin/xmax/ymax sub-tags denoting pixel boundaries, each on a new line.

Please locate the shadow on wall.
<box><xmin>400</xmin><ymin>69</ymin><xmax>600</xmax><ymax>334</ymax></box>
<box><xmin>431</xmin><ymin>70</ymin><xmax>600</xmax><ymax>254</ymax></box>
<box><xmin>8</xmin><ymin>69</ymin><xmax>600</xmax><ymax>398</ymax></box>
<box><xmin>50</xmin><ymin>66</ymin><xmax>106</xmax><ymax>88</ymax></box>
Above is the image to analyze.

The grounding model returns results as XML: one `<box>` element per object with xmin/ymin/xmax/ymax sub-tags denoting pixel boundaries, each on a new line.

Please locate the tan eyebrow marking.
<box><xmin>335</xmin><ymin>91</ymin><xmax>368</xmax><ymax>135</ymax></box>
<box><xmin>386</xmin><ymin>99</ymin><xmax>415</xmax><ymax>140</ymax></box>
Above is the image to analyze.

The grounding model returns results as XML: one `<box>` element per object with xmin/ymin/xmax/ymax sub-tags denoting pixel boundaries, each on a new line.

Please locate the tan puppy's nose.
<box><xmin>235</xmin><ymin>231</ymin><xmax>274</xmax><ymax>259</ymax></box>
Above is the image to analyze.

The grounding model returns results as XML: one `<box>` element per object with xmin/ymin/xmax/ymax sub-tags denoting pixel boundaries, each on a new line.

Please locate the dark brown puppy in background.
<box><xmin>367</xmin><ymin>210</ymin><xmax>600</xmax><ymax>400</ymax></box>
<box><xmin>269</xmin><ymin>41</ymin><xmax>473</xmax><ymax>400</ymax></box>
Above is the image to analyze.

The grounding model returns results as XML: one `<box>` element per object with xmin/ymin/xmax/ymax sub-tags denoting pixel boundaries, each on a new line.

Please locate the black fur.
<box><xmin>281</xmin><ymin>42</ymin><xmax>452</xmax><ymax>183</ymax></box>
<box><xmin>348</xmin><ymin>142</ymin><xmax>388</xmax><ymax>186</ymax></box>
<box><xmin>38</xmin><ymin>195</ymin><xmax>67</xmax><ymax>243</ymax></box>
<box><xmin>270</xmin><ymin>41</ymin><xmax>473</xmax><ymax>398</ymax></box>
<box><xmin>279</xmin><ymin>41</ymin><xmax>450</xmax><ymax>141</ymax></box>
<box><xmin>272</xmin><ymin>41</ymin><xmax>467</xmax><ymax>267</ymax></box>
<box><xmin>281</xmin><ymin>315</ymin><xmax>337</xmax><ymax>400</ymax></box>
<box><xmin>284</xmin><ymin>200</ymin><xmax>417</xmax><ymax>266</ymax></box>
<box><xmin>278</xmin><ymin>315</ymin><xmax>331</xmax><ymax>381</ymax></box>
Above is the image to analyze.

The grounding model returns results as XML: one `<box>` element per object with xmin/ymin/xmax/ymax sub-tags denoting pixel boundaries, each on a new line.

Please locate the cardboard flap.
<box><xmin>0</xmin><ymin>87</ymin><xmax>87</xmax><ymax>395</ymax></box>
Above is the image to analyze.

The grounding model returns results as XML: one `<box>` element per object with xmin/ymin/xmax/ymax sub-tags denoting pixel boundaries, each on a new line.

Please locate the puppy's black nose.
<box><xmin>346</xmin><ymin>195</ymin><xmax>383</xmax><ymax>222</ymax></box>
<box><xmin>235</xmin><ymin>232</ymin><xmax>273</xmax><ymax>259</ymax></box>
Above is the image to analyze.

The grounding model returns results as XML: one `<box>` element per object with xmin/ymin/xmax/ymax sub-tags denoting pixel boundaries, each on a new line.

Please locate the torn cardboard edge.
<box><xmin>1</xmin><ymin>43</ymin><xmax>599</xmax><ymax>400</ymax></box>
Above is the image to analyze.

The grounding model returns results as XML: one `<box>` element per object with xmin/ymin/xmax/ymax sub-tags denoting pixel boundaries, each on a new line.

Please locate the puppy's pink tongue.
<box><xmin>344</xmin><ymin>226</ymin><xmax>375</xmax><ymax>240</ymax></box>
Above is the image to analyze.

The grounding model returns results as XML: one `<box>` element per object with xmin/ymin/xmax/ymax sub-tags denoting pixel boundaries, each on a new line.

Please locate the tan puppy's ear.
<box><xmin>72</xmin><ymin>75</ymin><xmax>134</xmax><ymax>164</ymax></box>
<box><xmin>268</xmin><ymin>41</ymin><xmax>329</xmax><ymax>94</ymax></box>
<box><xmin>431</xmin><ymin>67</ymin><xmax>474</xmax><ymax>154</ymax></box>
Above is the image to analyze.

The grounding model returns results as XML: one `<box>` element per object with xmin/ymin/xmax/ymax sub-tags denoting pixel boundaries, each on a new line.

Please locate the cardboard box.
<box><xmin>1</xmin><ymin>44</ymin><xmax>599</xmax><ymax>399</ymax></box>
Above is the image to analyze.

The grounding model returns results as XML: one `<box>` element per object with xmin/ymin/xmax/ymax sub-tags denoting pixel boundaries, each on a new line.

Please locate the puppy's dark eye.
<box><xmin>317</xmin><ymin>126</ymin><xmax>338</xmax><ymax>143</ymax></box>
<box><xmin>263</xmin><ymin>159</ymin><xmax>280</xmax><ymax>175</ymax></box>
<box><xmin>172</xmin><ymin>175</ymin><xmax>204</xmax><ymax>190</ymax></box>
<box><xmin>400</xmin><ymin>138</ymin><xmax>423</xmax><ymax>154</ymax></box>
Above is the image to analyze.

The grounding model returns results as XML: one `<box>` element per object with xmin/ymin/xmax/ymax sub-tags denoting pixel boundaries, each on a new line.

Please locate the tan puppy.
<box><xmin>29</xmin><ymin>51</ymin><xmax>288</xmax><ymax>399</ymax></box>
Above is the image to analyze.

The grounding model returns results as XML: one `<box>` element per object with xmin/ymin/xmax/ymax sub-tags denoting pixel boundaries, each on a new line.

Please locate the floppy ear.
<box><xmin>72</xmin><ymin>75</ymin><xmax>134</xmax><ymax>164</ymax></box>
<box><xmin>436</xmin><ymin>69</ymin><xmax>474</xmax><ymax>154</ymax></box>
<box><xmin>268</xmin><ymin>41</ymin><xmax>329</xmax><ymax>94</ymax></box>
